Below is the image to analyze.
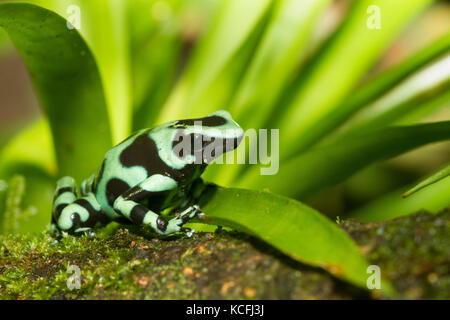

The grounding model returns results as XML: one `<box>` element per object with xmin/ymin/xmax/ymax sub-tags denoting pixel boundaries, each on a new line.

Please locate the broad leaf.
<box><xmin>199</xmin><ymin>186</ymin><xmax>395</xmax><ymax>295</ymax></box>
<box><xmin>238</xmin><ymin>121</ymin><xmax>450</xmax><ymax>199</ymax></box>
<box><xmin>0</xmin><ymin>2</ymin><xmax>112</xmax><ymax>181</ymax></box>
<box><xmin>30</xmin><ymin>0</ymin><xmax>133</xmax><ymax>143</ymax></box>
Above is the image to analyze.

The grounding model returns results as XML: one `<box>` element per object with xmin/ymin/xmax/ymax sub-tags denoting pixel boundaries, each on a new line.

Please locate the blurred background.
<box><xmin>0</xmin><ymin>0</ymin><xmax>449</xmax><ymax>233</ymax></box>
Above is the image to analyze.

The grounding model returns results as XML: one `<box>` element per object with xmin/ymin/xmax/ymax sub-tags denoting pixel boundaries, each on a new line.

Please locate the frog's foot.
<box><xmin>178</xmin><ymin>205</ymin><xmax>202</xmax><ymax>222</ymax></box>
<box><xmin>50</xmin><ymin>222</ymin><xmax>63</xmax><ymax>240</ymax></box>
<box><xmin>181</xmin><ymin>228</ymin><xmax>196</xmax><ymax>238</ymax></box>
<box><xmin>52</xmin><ymin>176</ymin><xmax>108</xmax><ymax>236</ymax></box>
<box><xmin>162</xmin><ymin>205</ymin><xmax>202</xmax><ymax>237</ymax></box>
<box><xmin>73</xmin><ymin>227</ymin><xmax>96</xmax><ymax>238</ymax></box>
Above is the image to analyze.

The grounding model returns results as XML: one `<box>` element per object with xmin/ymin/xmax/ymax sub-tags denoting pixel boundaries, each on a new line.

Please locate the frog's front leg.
<box><xmin>52</xmin><ymin>176</ymin><xmax>108</xmax><ymax>236</ymax></box>
<box><xmin>113</xmin><ymin>174</ymin><xmax>201</xmax><ymax>236</ymax></box>
<box><xmin>172</xmin><ymin>178</ymin><xmax>206</xmax><ymax>219</ymax></box>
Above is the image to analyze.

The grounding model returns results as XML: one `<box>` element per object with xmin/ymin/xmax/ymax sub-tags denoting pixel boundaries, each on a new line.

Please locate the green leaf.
<box><xmin>348</xmin><ymin>175</ymin><xmax>450</xmax><ymax>222</ymax></box>
<box><xmin>350</xmin><ymin>32</ymin><xmax>450</xmax><ymax>114</ymax></box>
<box><xmin>238</xmin><ymin>121</ymin><xmax>450</xmax><ymax>199</ymax></box>
<box><xmin>229</xmin><ymin>0</ymin><xmax>332</xmax><ymax>128</ymax></box>
<box><xmin>30</xmin><ymin>0</ymin><xmax>133</xmax><ymax>143</ymax></box>
<box><xmin>395</xmin><ymin>89</ymin><xmax>450</xmax><ymax>125</ymax></box>
<box><xmin>276</xmin><ymin>0</ymin><xmax>434</xmax><ymax>158</ymax></box>
<box><xmin>0</xmin><ymin>26</ymin><xmax>11</xmax><ymax>57</ymax></box>
<box><xmin>0</xmin><ymin>118</ymin><xmax>56</xmax><ymax>235</ymax></box>
<box><xmin>0</xmin><ymin>120</ymin><xmax>56</xmax><ymax>235</ymax></box>
<box><xmin>157</xmin><ymin>0</ymin><xmax>272</xmax><ymax>122</ymax></box>
<box><xmin>199</xmin><ymin>185</ymin><xmax>394</xmax><ymax>294</ymax></box>
<box><xmin>130</xmin><ymin>0</ymin><xmax>183</xmax><ymax>130</ymax></box>
<box><xmin>204</xmin><ymin>0</ymin><xmax>332</xmax><ymax>186</ymax></box>
<box><xmin>337</xmin><ymin>54</ymin><xmax>450</xmax><ymax>137</ymax></box>
<box><xmin>129</xmin><ymin>0</ymin><xmax>218</xmax><ymax>130</ymax></box>
<box><xmin>0</xmin><ymin>2</ymin><xmax>112</xmax><ymax>181</ymax></box>
<box><xmin>403</xmin><ymin>163</ymin><xmax>450</xmax><ymax>198</ymax></box>
<box><xmin>76</xmin><ymin>0</ymin><xmax>133</xmax><ymax>143</ymax></box>
<box><xmin>296</xmin><ymin>32</ymin><xmax>450</xmax><ymax>151</ymax></box>
<box><xmin>0</xmin><ymin>118</ymin><xmax>56</xmax><ymax>177</ymax></box>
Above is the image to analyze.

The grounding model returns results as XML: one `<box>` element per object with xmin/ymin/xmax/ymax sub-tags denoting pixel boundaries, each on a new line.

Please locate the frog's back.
<box><xmin>94</xmin><ymin>129</ymin><xmax>154</xmax><ymax>218</ymax></box>
<box><xmin>93</xmin><ymin>127</ymin><xmax>187</xmax><ymax>218</ymax></box>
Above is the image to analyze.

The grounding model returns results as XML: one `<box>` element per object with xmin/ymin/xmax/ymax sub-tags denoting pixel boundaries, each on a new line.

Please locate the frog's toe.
<box><xmin>50</xmin><ymin>223</ymin><xmax>62</xmax><ymax>238</ymax></box>
<box><xmin>181</xmin><ymin>227</ymin><xmax>195</xmax><ymax>238</ymax></box>
<box><xmin>178</xmin><ymin>205</ymin><xmax>202</xmax><ymax>223</ymax></box>
<box><xmin>87</xmin><ymin>229</ymin><xmax>97</xmax><ymax>238</ymax></box>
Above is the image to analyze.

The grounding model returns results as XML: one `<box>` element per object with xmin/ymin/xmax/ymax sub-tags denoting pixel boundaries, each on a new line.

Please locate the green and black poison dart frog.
<box><xmin>51</xmin><ymin>110</ymin><xmax>243</xmax><ymax>238</ymax></box>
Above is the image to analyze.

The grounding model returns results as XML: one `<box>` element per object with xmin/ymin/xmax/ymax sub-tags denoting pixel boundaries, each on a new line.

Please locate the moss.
<box><xmin>342</xmin><ymin>209</ymin><xmax>450</xmax><ymax>299</ymax></box>
<box><xmin>0</xmin><ymin>210</ymin><xmax>448</xmax><ymax>299</ymax></box>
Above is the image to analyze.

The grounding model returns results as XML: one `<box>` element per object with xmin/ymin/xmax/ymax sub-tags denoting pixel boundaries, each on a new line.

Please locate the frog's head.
<box><xmin>171</xmin><ymin>110</ymin><xmax>244</xmax><ymax>165</ymax></box>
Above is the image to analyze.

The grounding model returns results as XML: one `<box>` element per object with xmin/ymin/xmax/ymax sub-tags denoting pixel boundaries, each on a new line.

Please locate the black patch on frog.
<box><xmin>122</xmin><ymin>185</ymin><xmax>152</xmax><ymax>200</ymax></box>
<box><xmin>119</xmin><ymin>133</ymin><xmax>197</xmax><ymax>181</ymax></box>
<box><xmin>53</xmin><ymin>203</ymin><xmax>67</xmax><ymax>222</ymax></box>
<box><xmin>93</xmin><ymin>159</ymin><xmax>106</xmax><ymax>193</ymax></box>
<box><xmin>172</xmin><ymin>131</ymin><xmax>242</xmax><ymax>163</ymax></box>
<box><xmin>156</xmin><ymin>216</ymin><xmax>168</xmax><ymax>232</ymax></box>
<box><xmin>169</xmin><ymin>115</ymin><xmax>226</xmax><ymax>128</ymax></box>
<box><xmin>75</xmin><ymin>198</ymin><xmax>97</xmax><ymax>216</ymax></box>
<box><xmin>147</xmin><ymin>192</ymin><xmax>171</xmax><ymax>212</ymax></box>
<box><xmin>121</xmin><ymin>185</ymin><xmax>172</xmax><ymax>213</ymax></box>
<box><xmin>113</xmin><ymin>216</ymin><xmax>133</xmax><ymax>225</ymax></box>
<box><xmin>74</xmin><ymin>198</ymin><xmax>108</xmax><ymax>227</ymax></box>
<box><xmin>129</xmin><ymin>205</ymin><xmax>147</xmax><ymax>225</ymax></box>
<box><xmin>106</xmin><ymin>178</ymin><xmax>131</xmax><ymax>207</ymax></box>
<box><xmin>53</xmin><ymin>187</ymin><xmax>75</xmax><ymax>201</ymax></box>
<box><xmin>68</xmin><ymin>212</ymin><xmax>82</xmax><ymax>233</ymax></box>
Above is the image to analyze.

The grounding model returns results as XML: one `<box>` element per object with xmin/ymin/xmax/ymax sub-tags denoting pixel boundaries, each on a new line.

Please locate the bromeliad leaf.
<box><xmin>158</xmin><ymin>0</ymin><xmax>271</xmax><ymax>122</ymax></box>
<box><xmin>199</xmin><ymin>185</ymin><xmax>395</xmax><ymax>295</ymax></box>
<box><xmin>277</xmin><ymin>0</ymin><xmax>434</xmax><ymax>157</ymax></box>
<box><xmin>402</xmin><ymin>163</ymin><xmax>450</xmax><ymax>198</ymax></box>
<box><xmin>338</xmin><ymin>55</ymin><xmax>450</xmax><ymax>137</ymax></box>
<box><xmin>0</xmin><ymin>2</ymin><xmax>112</xmax><ymax>181</ymax></box>
<box><xmin>238</xmin><ymin>121</ymin><xmax>450</xmax><ymax>199</ymax></box>
<box><xmin>348</xmin><ymin>174</ymin><xmax>450</xmax><ymax>222</ymax></box>
<box><xmin>204</xmin><ymin>0</ymin><xmax>332</xmax><ymax>186</ymax></box>
<box><xmin>298</xmin><ymin>33</ymin><xmax>450</xmax><ymax>151</ymax></box>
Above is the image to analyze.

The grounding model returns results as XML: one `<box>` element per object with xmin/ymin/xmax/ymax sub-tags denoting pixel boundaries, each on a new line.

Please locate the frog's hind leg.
<box><xmin>52</xmin><ymin>176</ymin><xmax>108</xmax><ymax>236</ymax></box>
<box><xmin>113</xmin><ymin>175</ymin><xmax>201</xmax><ymax>236</ymax></box>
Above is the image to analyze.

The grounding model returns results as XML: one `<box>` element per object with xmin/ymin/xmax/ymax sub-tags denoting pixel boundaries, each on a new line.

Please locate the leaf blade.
<box><xmin>0</xmin><ymin>2</ymin><xmax>112</xmax><ymax>181</ymax></box>
<box><xmin>348</xmin><ymin>175</ymin><xmax>450</xmax><ymax>222</ymax></box>
<box><xmin>157</xmin><ymin>0</ymin><xmax>272</xmax><ymax>122</ymax></box>
<box><xmin>403</xmin><ymin>163</ymin><xmax>450</xmax><ymax>198</ymax></box>
<box><xmin>199</xmin><ymin>186</ymin><xmax>394</xmax><ymax>294</ymax></box>
<box><xmin>238</xmin><ymin>121</ymin><xmax>450</xmax><ymax>199</ymax></box>
<box><xmin>295</xmin><ymin>32</ymin><xmax>450</xmax><ymax>151</ymax></box>
<box><xmin>277</xmin><ymin>0</ymin><xmax>434</xmax><ymax>158</ymax></box>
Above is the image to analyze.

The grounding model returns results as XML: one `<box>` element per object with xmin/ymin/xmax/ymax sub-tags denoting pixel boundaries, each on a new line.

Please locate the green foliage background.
<box><xmin>0</xmin><ymin>0</ymin><xmax>449</xmax><ymax>293</ymax></box>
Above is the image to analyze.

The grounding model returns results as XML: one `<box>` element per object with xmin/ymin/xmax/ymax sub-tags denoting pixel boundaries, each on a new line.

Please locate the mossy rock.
<box><xmin>0</xmin><ymin>210</ymin><xmax>448</xmax><ymax>299</ymax></box>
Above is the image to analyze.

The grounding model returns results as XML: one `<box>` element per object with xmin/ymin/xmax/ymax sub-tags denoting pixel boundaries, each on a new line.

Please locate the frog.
<box><xmin>50</xmin><ymin>110</ymin><xmax>244</xmax><ymax>238</ymax></box>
